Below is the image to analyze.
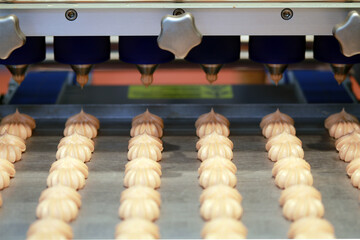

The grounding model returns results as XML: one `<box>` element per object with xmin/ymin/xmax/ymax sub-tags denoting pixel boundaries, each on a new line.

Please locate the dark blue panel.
<box><xmin>54</xmin><ymin>36</ymin><xmax>110</xmax><ymax>64</ymax></box>
<box><xmin>185</xmin><ymin>36</ymin><xmax>240</xmax><ymax>64</ymax></box>
<box><xmin>249</xmin><ymin>36</ymin><xmax>306</xmax><ymax>64</ymax></box>
<box><xmin>291</xmin><ymin>70</ymin><xmax>353</xmax><ymax>103</ymax></box>
<box><xmin>118</xmin><ymin>36</ymin><xmax>174</xmax><ymax>64</ymax></box>
<box><xmin>314</xmin><ymin>36</ymin><xmax>360</xmax><ymax>64</ymax></box>
<box><xmin>0</xmin><ymin>37</ymin><xmax>45</xmax><ymax>65</ymax></box>
<box><xmin>10</xmin><ymin>72</ymin><xmax>68</xmax><ymax>104</ymax></box>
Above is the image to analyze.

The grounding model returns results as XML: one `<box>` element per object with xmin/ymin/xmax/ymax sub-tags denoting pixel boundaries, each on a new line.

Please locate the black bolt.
<box><xmin>65</xmin><ymin>9</ymin><xmax>78</xmax><ymax>21</ymax></box>
<box><xmin>173</xmin><ymin>8</ymin><xmax>185</xmax><ymax>16</ymax></box>
<box><xmin>281</xmin><ymin>8</ymin><xmax>293</xmax><ymax>20</ymax></box>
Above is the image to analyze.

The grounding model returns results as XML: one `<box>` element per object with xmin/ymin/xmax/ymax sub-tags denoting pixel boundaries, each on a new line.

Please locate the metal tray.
<box><xmin>0</xmin><ymin>104</ymin><xmax>359</xmax><ymax>239</ymax></box>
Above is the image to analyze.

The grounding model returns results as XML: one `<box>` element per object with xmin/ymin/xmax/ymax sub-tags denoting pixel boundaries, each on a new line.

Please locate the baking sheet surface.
<box><xmin>0</xmin><ymin>133</ymin><xmax>359</xmax><ymax>239</ymax></box>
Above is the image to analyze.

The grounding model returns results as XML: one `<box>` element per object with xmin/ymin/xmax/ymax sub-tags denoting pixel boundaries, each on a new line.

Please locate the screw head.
<box><xmin>281</xmin><ymin>8</ymin><xmax>293</xmax><ymax>20</ymax></box>
<box><xmin>173</xmin><ymin>8</ymin><xmax>185</xmax><ymax>16</ymax></box>
<box><xmin>65</xmin><ymin>9</ymin><xmax>78</xmax><ymax>21</ymax></box>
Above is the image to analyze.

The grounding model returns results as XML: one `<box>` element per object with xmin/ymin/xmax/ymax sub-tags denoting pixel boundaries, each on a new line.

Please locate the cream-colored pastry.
<box><xmin>199</xmin><ymin>184</ymin><xmax>242</xmax><ymax>204</ymax></box>
<box><xmin>266</xmin><ymin>131</ymin><xmax>302</xmax><ymax>151</ymax></box>
<box><xmin>335</xmin><ymin>129</ymin><xmax>360</xmax><ymax>149</ymax></box>
<box><xmin>0</xmin><ymin>158</ymin><xmax>15</xmax><ymax>177</ymax></box>
<box><xmin>275</xmin><ymin>168</ymin><xmax>313</xmax><ymax>189</ymax></box>
<box><xmin>350</xmin><ymin>169</ymin><xmax>360</xmax><ymax>189</ymax></box>
<box><xmin>120</xmin><ymin>185</ymin><xmax>161</xmax><ymax>206</ymax></box>
<box><xmin>39</xmin><ymin>185</ymin><xmax>81</xmax><ymax>207</ymax></box>
<box><xmin>56</xmin><ymin>144</ymin><xmax>92</xmax><ymax>163</ymax></box>
<box><xmin>65</xmin><ymin>109</ymin><xmax>100</xmax><ymax>129</ymax></box>
<box><xmin>127</xmin><ymin>143</ymin><xmax>162</xmax><ymax>162</ymax></box>
<box><xmin>36</xmin><ymin>197</ymin><xmax>79</xmax><ymax>222</ymax></box>
<box><xmin>0</xmin><ymin>143</ymin><xmax>22</xmax><ymax>163</ymax></box>
<box><xmin>198</xmin><ymin>143</ymin><xmax>233</xmax><ymax>161</ymax></box>
<box><xmin>288</xmin><ymin>217</ymin><xmax>335</xmax><ymax>239</ymax></box>
<box><xmin>329</xmin><ymin>121</ymin><xmax>360</xmax><ymax>139</ymax></box>
<box><xmin>0</xmin><ymin>123</ymin><xmax>32</xmax><ymax>140</ymax></box>
<box><xmin>124</xmin><ymin>168</ymin><xmax>161</xmax><ymax>189</ymax></box>
<box><xmin>199</xmin><ymin>168</ymin><xmax>237</xmax><ymax>188</ymax></box>
<box><xmin>125</xmin><ymin>157</ymin><xmax>162</xmax><ymax>176</ymax></box>
<box><xmin>0</xmin><ymin>193</ymin><xmax>2</xmax><ymax>207</ymax></box>
<box><xmin>196</xmin><ymin>131</ymin><xmax>233</xmax><ymax>150</ymax></box>
<box><xmin>198</xmin><ymin>156</ymin><xmax>236</xmax><ymax>175</ymax></box>
<box><xmin>272</xmin><ymin>157</ymin><xmax>310</xmax><ymax>177</ymax></box>
<box><xmin>201</xmin><ymin>218</ymin><xmax>247</xmax><ymax>239</ymax></box>
<box><xmin>279</xmin><ymin>185</ymin><xmax>321</xmax><ymax>206</ymax></box>
<box><xmin>0</xmin><ymin>170</ymin><xmax>10</xmax><ymax>190</ymax></box>
<box><xmin>324</xmin><ymin>108</ymin><xmax>358</xmax><ymax>129</ymax></box>
<box><xmin>132</xmin><ymin>109</ymin><xmax>164</xmax><ymax>129</ymax></box>
<box><xmin>346</xmin><ymin>158</ymin><xmax>360</xmax><ymax>176</ymax></box>
<box><xmin>293</xmin><ymin>232</ymin><xmax>335</xmax><ymax>239</ymax></box>
<box><xmin>47</xmin><ymin>168</ymin><xmax>86</xmax><ymax>190</ymax></box>
<box><xmin>0</xmin><ymin>109</ymin><xmax>36</xmax><ymax>130</ymax></box>
<box><xmin>27</xmin><ymin>218</ymin><xmax>73</xmax><ymax>239</ymax></box>
<box><xmin>115</xmin><ymin>218</ymin><xmax>160</xmax><ymax>239</ymax></box>
<box><xmin>119</xmin><ymin>198</ymin><xmax>160</xmax><ymax>221</ymax></box>
<box><xmin>200</xmin><ymin>197</ymin><xmax>243</xmax><ymax>220</ymax></box>
<box><xmin>0</xmin><ymin>131</ymin><xmax>26</xmax><ymax>151</ymax></box>
<box><xmin>196</xmin><ymin>122</ymin><xmax>230</xmax><ymax>138</ymax></box>
<box><xmin>58</xmin><ymin>132</ymin><xmax>94</xmax><ymax>152</ymax></box>
<box><xmin>128</xmin><ymin>133</ymin><xmax>163</xmax><ymax>151</ymax></box>
<box><xmin>195</xmin><ymin>108</ymin><xmax>230</xmax><ymax>129</ymax></box>
<box><xmin>130</xmin><ymin>123</ymin><xmax>163</xmax><ymax>138</ymax></box>
<box><xmin>64</xmin><ymin>123</ymin><xmax>97</xmax><ymax>139</ymax></box>
<box><xmin>268</xmin><ymin>142</ymin><xmax>304</xmax><ymax>162</ymax></box>
<box><xmin>335</xmin><ymin>130</ymin><xmax>360</xmax><ymax>162</ymax></box>
<box><xmin>115</xmin><ymin>233</ymin><xmax>156</xmax><ymax>240</ymax></box>
<box><xmin>260</xmin><ymin>109</ymin><xmax>294</xmax><ymax>129</ymax></box>
<box><xmin>50</xmin><ymin>157</ymin><xmax>89</xmax><ymax>178</ymax></box>
<box><xmin>27</xmin><ymin>232</ymin><xmax>67</xmax><ymax>240</ymax></box>
<box><xmin>262</xmin><ymin>121</ymin><xmax>296</xmax><ymax>139</ymax></box>
<box><xmin>282</xmin><ymin>195</ymin><xmax>324</xmax><ymax>221</ymax></box>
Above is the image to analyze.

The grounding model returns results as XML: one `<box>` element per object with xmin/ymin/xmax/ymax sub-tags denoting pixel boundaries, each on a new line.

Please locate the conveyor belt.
<box><xmin>0</xmin><ymin>104</ymin><xmax>360</xmax><ymax>239</ymax></box>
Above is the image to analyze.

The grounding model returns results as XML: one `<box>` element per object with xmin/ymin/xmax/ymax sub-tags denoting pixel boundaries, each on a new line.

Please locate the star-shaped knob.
<box><xmin>157</xmin><ymin>12</ymin><xmax>202</xmax><ymax>59</ymax></box>
<box><xmin>333</xmin><ymin>11</ymin><xmax>360</xmax><ymax>57</ymax></box>
<box><xmin>0</xmin><ymin>15</ymin><xmax>26</xmax><ymax>60</ymax></box>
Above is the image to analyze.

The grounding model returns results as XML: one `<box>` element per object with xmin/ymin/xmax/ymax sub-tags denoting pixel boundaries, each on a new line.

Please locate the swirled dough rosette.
<box><xmin>335</xmin><ymin>130</ymin><xmax>360</xmax><ymax>162</ymax></box>
<box><xmin>66</xmin><ymin>109</ymin><xmax>100</xmax><ymax>130</ymax></box>
<box><xmin>196</xmin><ymin>109</ymin><xmax>230</xmax><ymax>138</ymax></box>
<box><xmin>120</xmin><ymin>185</ymin><xmax>161</xmax><ymax>206</ymax></box>
<box><xmin>325</xmin><ymin>108</ymin><xmax>358</xmax><ymax>130</ymax></box>
<box><xmin>0</xmin><ymin>131</ymin><xmax>26</xmax><ymax>151</ymax></box>
<box><xmin>260</xmin><ymin>109</ymin><xmax>294</xmax><ymax>129</ymax></box>
<box><xmin>27</xmin><ymin>232</ymin><xmax>68</xmax><ymax>240</ymax></box>
<box><xmin>275</xmin><ymin>167</ymin><xmax>313</xmax><ymax>189</ymax></box>
<box><xmin>125</xmin><ymin>158</ymin><xmax>162</xmax><ymax>176</ymax></box>
<box><xmin>56</xmin><ymin>144</ymin><xmax>92</xmax><ymax>163</ymax></box>
<box><xmin>0</xmin><ymin>123</ymin><xmax>32</xmax><ymax>140</ymax></box>
<box><xmin>279</xmin><ymin>185</ymin><xmax>324</xmax><ymax>221</ymax></box>
<box><xmin>64</xmin><ymin>123</ymin><xmax>97</xmax><ymax>139</ymax></box>
<box><xmin>132</xmin><ymin>109</ymin><xmax>164</xmax><ymax>129</ymax></box>
<box><xmin>199</xmin><ymin>167</ymin><xmax>237</xmax><ymax>188</ymax></box>
<box><xmin>119</xmin><ymin>197</ymin><xmax>160</xmax><ymax>221</ymax></box>
<box><xmin>262</xmin><ymin>121</ymin><xmax>296</xmax><ymax>139</ymax></box>
<box><xmin>58</xmin><ymin>132</ymin><xmax>94</xmax><ymax>152</ymax></box>
<box><xmin>131</xmin><ymin>109</ymin><xmax>163</xmax><ymax>138</ymax></box>
<box><xmin>288</xmin><ymin>217</ymin><xmax>335</xmax><ymax>239</ymax></box>
<box><xmin>0</xmin><ymin>159</ymin><xmax>15</xmax><ymax>177</ymax></box>
<box><xmin>268</xmin><ymin>142</ymin><xmax>304</xmax><ymax>162</ymax></box>
<box><xmin>200</xmin><ymin>184</ymin><xmax>242</xmax><ymax>204</ymax></box>
<box><xmin>115</xmin><ymin>218</ymin><xmax>160</xmax><ymax>239</ymax></box>
<box><xmin>198</xmin><ymin>142</ymin><xmax>233</xmax><ymax>161</ymax></box>
<box><xmin>198</xmin><ymin>156</ymin><xmax>236</xmax><ymax>175</ymax></box>
<box><xmin>128</xmin><ymin>143</ymin><xmax>162</xmax><ymax>161</ymax></box>
<box><xmin>266</xmin><ymin>132</ymin><xmax>302</xmax><ymax>151</ymax></box>
<box><xmin>47</xmin><ymin>168</ymin><xmax>86</xmax><ymax>190</ymax></box>
<box><xmin>0</xmin><ymin>109</ymin><xmax>36</xmax><ymax>130</ymax></box>
<box><xmin>272</xmin><ymin>157</ymin><xmax>310</xmax><ymax>177</ymax></box>
<box><xmin>200</xmin><ymin>196</ymin><xmax>243</xmax><ymax>220</ymax></box>
<box><xmin>347</xmin><ymin>159</ymin><xmax>360</xmax><ymax>189</ymax></box>
<box><xmin>195</xmin><ymin>108</ymin><xmax>230</xmax><ymax>129</ymax></box>
<box><xmin>39</xmin><ymin>185</ymin><xmax>81</xmax><ymax>207</ymax></box>
<box><xmin>0</xmin><ymin>170</ymin><xmax>10</xmax><ymax>190</ymax></box>
<box><xmin>0</xmin><ymin>193</ymin><xmax>2</xmax><ymax>207</ymax></box>
<box><xmin>0</xmin><ymin>144</ymin><xmax>22</xmax><ymax>163</ymax></box>
<box><xmin>36</xmin><ymin>197</ymin><xmax>79</xmax><ymax>222</ymax></box>
<box><xmin>201</xmin><ymin>218</ymin><xmax>247</xmax><ymax>239</ymax></box>
<box><xmin>196</xmin><ymin>131</ymin><xmax>233</xmax><ymax>150</ymax></box>
<box><xmin>128</xmin><ymin>133</ymin><xmax>163</xmax><ymax>151</ymax></box>
<box><xmin>27</xmin><ymin>218</ymin><xmax>73</xmax><ymax>239</ymax></box>
<box><xmin>124</xmin><ymin>168</ymin><xmax>161</xmax><ymax>189</ymax></box>
<box><xmin>329</xmin><ymin>121</ymin><xmax>360</xmax><ymax>139</ymax></box>
<box><xmin>50</xmin><ymin>157</ymin><xmax>89</xmax><ymax>178</ymax></box>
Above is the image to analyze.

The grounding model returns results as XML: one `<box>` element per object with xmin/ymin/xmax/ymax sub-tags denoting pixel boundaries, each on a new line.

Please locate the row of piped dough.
<box><xmin>260</xmin><ymin>109</ymin><xmax>335</xmax><ymax>239</ymax></box>
<box><xmin>27</xmin><ymin>109</ymin><xmax>99</xmax><ymax>239</ymax></box>
<box><xmin>196</xmin><ymin>108</ymin><xmax>247</xmax><ymax>239</ymax></box>
<box><xmin>0</xmin><ymin>109</ymin><xmax>36</xmax><ymax>207</ymax></box>
<box><xmin>115</xmin><ymin>109</ymin><xmax>163</xmax><ymax>240</ymax></box>
<box><xmin>325</xmin><ymin>109</ymin><xmax>360</xmax><ymax>193</ymax></box>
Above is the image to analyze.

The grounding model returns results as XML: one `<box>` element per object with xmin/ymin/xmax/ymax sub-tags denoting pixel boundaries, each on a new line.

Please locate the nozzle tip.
<box><xmin>141</xmin><ymin>74</ymin><xmax>153</xmax><ymax>87</ymax></box>
<box><xmin>76</xmin><ymin>74</ymin><xmax>89</xmax><ymax>88</ymax></box>
<box><xmin>12</xmin><ymin>74</ymin><xmax>25</xmax><ymax>85</ymax></box>
<box><xmin>270</xmin><ymin>74</ymin><xmax>283</xmax><ymax>85</ymax></box>
<box><xmin>206</xmin><ymin>74</ymin><xmax>218</xmax><ymax>84</ymax></box>
<box><xmin>334</xmin><ymin>73</ymin><xmax>346</xmax><ymax>85</ymax></box>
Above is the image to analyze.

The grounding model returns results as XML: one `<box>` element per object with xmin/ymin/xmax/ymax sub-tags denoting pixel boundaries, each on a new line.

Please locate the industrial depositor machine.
<box><xmin>1</xmin><ymin>0</ymin><xmax>360</xmax><ymax>239</ymax></box>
